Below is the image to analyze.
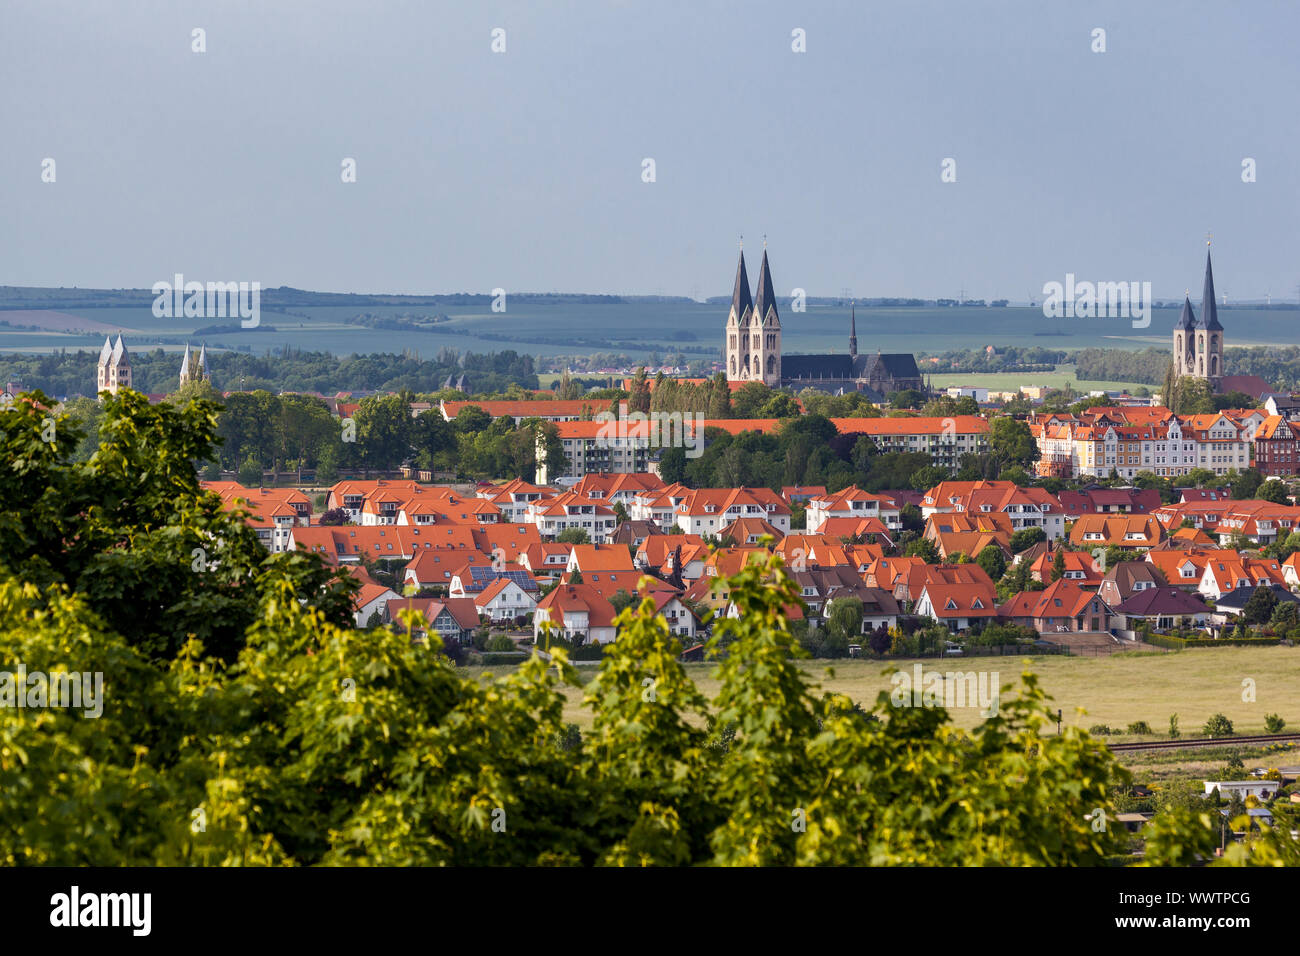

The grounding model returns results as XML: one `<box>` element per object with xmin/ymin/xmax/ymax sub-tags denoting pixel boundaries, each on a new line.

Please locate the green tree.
<box><xmin>1241</xmin><ymin>587</ymin><xmax>1278</xmax><ymax>625</ymax></box>
<box><xmin>1203</xmin><ymin>713</ymin><xmax>1235</xmax><ymax>738</ymax></box>
<box><xmin>1050</xmin><ymin>548</ymin><xmax>1066</xmax><ymax>582</ymax></box>
<box><xmin>989</xmin><ymin>416</ymin><xmax>1038</xmax><ymax>471</ymax></box>
<box><xmin>1256</xmin><ymin>480</ymin><xmax>1291</xmax><ymax>505</ymax></box>
<box><xmin>825</xmin><ymin>597</ymin><xmax>864</xmax><ymax>646</ymax></box>
<box><xmin>976</xmin><ymin>545</ymin><xmax>1007</xmax><ymax>582</ymax></box>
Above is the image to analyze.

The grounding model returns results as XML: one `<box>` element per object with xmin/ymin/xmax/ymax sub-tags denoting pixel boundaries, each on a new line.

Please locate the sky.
<box><xmin>2</xmin><ymin>0</ymin><xmax>1297</xmax><ymax>302</ymax></box>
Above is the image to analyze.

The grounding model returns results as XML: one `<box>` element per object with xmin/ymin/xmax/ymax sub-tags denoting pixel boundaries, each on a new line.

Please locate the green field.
<box><xmin>469</xmin><ymin>646</ymin><xmax>1300</xmax><ymax>742</ymax></box>
<box><xmin>2</xmin><ymin>298</ymin><xmax>1291</xmax><ymax>360</ymax></box>
<box><xmin>929</xmin><ymin>365</ymin><xmax>1152</xmax><ymax>395</ymax></box>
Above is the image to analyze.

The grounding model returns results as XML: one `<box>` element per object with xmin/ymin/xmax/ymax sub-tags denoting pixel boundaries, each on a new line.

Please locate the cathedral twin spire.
<box><xmin>724</xmin><ymin>246</ymin><xmax>782</xmax><ymax>385</ymax></box>
<box><xmin>1172</xmin><ymin>244</ymin><xmax>1225</xmax><ymax>381</ymax></box>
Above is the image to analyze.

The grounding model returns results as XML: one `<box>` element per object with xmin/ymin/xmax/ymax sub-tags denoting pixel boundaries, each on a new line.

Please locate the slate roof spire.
<box><xmin>849</xmin><ymin>302</ymin><xmax>858</xmax><ymax>358</ymax></box>
<box><xmin>730</xmin><ymin>249</ymin><xmax>753</xmax><ymax>325</ymax></box>
<box><xmin>753</xmin><ymin>248</ymin><xmax>779</xmax><ymax>327</ymax></box>
<box><xmin>1176</xmin><ymin>295</ymin><xmax>1196</xmax><ymax>331</ymax></box>
<box><xmin>1199</xmin><ymin>245</ymin><xmax>1222</xmax><ymax>331</ymax></box>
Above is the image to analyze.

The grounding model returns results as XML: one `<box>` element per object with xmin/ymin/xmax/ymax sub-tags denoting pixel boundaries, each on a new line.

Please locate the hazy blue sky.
<box><xmin>3</xmin><ymin>0</ymin><xmax>1297</xmax><ymax>301</ymax></box>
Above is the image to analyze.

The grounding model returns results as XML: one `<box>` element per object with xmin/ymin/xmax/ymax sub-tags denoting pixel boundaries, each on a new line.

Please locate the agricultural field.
<box><xmin>928</xmin><ymin>364</ymin><xmax>1152</xmax><ymax>395</ymax></box>
<box><xmin>469</xmin><ymin>645</ymin><xmax>1300</xmax><ymax>740</ymax></box>
<box><xmin>1</xmin><ymin>297</ymin><xmax>1284</xmax><ymax>361</ymax></box>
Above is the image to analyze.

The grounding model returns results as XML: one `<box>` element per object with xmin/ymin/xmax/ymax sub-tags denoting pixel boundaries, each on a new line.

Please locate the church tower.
<box><xmin>849</xmin><ymin>303</ymin><xmax>858</xmax><ymax>360</ymax></box>
<box><xmin>724</xmin><ymin>248</ymin><xmax>754</xmax><ymax>382</ymax></box>
<box><xmin>179</xmin><ymin>343</ymin><xmax>211</xmax><ymax>388</ymax></box>
<box><xmin>96</xmin><ymin>334</ymin><xmax>132</xmax><ymax>399</ymax></box>
<box><xmin>750</xmin><ymin>246</ymin><xmax>782</xmax><ymax>386</ymax></box>
<box><xmin>1195</xmin><ymin>244</ymin><xmax>1224</xmax><ymax>382</ymax></box>
<box><xmin>1173</xmin><ymin>294</ymin><xmax>1196</xmax><ymax>377</ymax></box>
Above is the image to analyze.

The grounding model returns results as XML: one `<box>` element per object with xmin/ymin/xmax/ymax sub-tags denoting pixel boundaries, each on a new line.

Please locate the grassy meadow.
<box><xmin>468</xmin><ymin>646</ymin><xmax>1300</xmax><ymax>742</ymax></box>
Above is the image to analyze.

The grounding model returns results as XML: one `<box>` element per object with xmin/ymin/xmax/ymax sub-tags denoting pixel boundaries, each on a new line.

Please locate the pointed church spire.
<box><xmin>1176</xmin><ymin>295</ymin><xmax>1196</xmax><ymax>330</ymax></box>
<box><xmin>753</xmin><ymin>248</ymin><xmax>779</xmax><ymax>326</ymax></box>
<box><xmin>730</xmin><ymin>249</ymin><xmax>753</xmax><ymax>323</ymax></box>
<box><xmin>1199</xmin><ymin>245</ymin><xmax>1222</xmax><ymax>331</ymax></box>
<box><xmin>849</xmin><ymin>302</ymin><xmax>858</xmax><ymax>358</ymax></box>
<box><xmin>179</xmin><ymin>344</ymin><xmax>191</xmax><ymax>380</ymax></box>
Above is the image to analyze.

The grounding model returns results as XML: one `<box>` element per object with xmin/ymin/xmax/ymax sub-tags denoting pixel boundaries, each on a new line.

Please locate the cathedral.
<box><xmin>723</xmin><ymin>246</ymin><xmax>925</xmax><ymax>399</ymax></box>
<box><xmin>1172</xmin><ymin>244</ymin><xmax>1225</xmax><ymax>385</ymax></box>
<box><xmin>96</xmin><ymin>334</ymin><xmax>132</xmax><ymax>398</ymax></box>
<box><xmin>179</xmin><ymin>342</ymin><xmax>211</xmax><ymax>387</ymax></box>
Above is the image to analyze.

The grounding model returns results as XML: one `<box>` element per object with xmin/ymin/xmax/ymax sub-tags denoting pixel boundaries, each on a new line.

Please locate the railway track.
<box><xmin>1106</xmin><ymin>733</ymin><xmax>1300</xmax><ymax>753</ymax></box>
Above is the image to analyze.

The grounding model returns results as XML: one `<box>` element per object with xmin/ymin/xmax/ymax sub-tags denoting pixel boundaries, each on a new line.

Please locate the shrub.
<box><xmin>1203</xmin><ymin>713</ymin><xmax>1235</xmax><ymax>738</ymax></box>
<box><xmin>1088</xmin><ymin>724</ymin><xmax>1114</xmax><ymax>736</ymax></box>
<box><xmin>1126</xmin><ymin>721</ymin><xmax>1153</xmax><ymax>735</ymax></box>
<box><xmin>485</xmin><ymin>633</ymin><xmax>516</xmax><ymax>653</ymax></box>
<box><xmin>319</xmin><ymin>507</ymin><xmax>348</xmax><ymax>526</ymax></box>
<box><xmin>1168</xmin><ymin>714</ymin><xmax>1180</xmax><ymax>739</ymax></box>
<box><xmin>1265</xmin><ymin>713</ymin><xmax>1287</xmax><ymax>734</ymax></box>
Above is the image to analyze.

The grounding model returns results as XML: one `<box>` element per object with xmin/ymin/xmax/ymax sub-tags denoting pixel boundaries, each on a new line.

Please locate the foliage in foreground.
<box><xmin>0</xmin><ymin>390</ymin><xmax>1289</xmax><ymax>866</ymax></box>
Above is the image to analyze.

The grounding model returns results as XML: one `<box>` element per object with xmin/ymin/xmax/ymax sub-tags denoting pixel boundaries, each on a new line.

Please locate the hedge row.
<box><xmin>1147</xmin><ymin>634</ymin><xmax>1283</xmax><ymax>650</ymax></box>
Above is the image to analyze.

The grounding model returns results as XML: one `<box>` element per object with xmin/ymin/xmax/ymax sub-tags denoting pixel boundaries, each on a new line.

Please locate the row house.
<box><xmin>478</xmin><ymin>478</ymin><xmax>554</xmax><ymax>522</ymax></box>
<box><xmin>1067</xmin><ymin>514</ymin><xmax>1164</xmax><ymax>549</ymax></box>
<box><xmin>1179</xmin><ymin>413</ymin><xmax>1253</xmax><ymax>475</ymax></box>
<box><xmin>1028</xmin><ymin>548</ymin><xmax>1104</xmax><ymax>587</ymax></box>
<box><xmin>1198</xmin><ymin>555</ymin><xmax>1286</xmax><ymax>601</ymax></box>
<box><xmin>519</xmin><ymin>542</ymin><xmax>573</xmax><ymax>577</ymax></box>
<box><xmin>439</xmin><ymin>398</ymin><xmax>617</xmax><ymax>425</ymax></box>
<box><xmin>569</xmin><ymin>472</ymin><xmax>666</xmax><ymax>506</ymax></box>
<box><xmin>720</xmin><ymin>516</ymin><xmax>788</xmax><ymax>545</ymax></box>
<box><xmin>1057</xmin><ymin>487</ymin><xmax>1161</xmax><ymax>517</ymax></box>
<box><xmin>1212</xmin><ymin>500</ymin><xmax>1300</xmax><ymax>544</ymax></box>
<box><xmin>636</xmin><ymin>534</ymin><xmax>706</xmax><ymax>572</ymax></box>
<box><xmin>204</xmin><ymin>482</ymin><xmax>313</xmax><ymax>553</ymax></box>
<box><xmin>1031</xmin><ymin>408</ymin><xmax>1254</xmax><ymax>480</ymax></box>
<box><xmin>920</xmin><ymin>479</ymin><xmax>1066</xmax><ymax>540</ymax></box>
<box><xmin>815</xmin><ymin>516</ymin><xmax>895</xmax><ymax>548</ymax></box>
<box><xmin>1253</xmin><ymin>415</ymin><xmax>1300</xmax><ymax>477</ymax></box>
<box><xmin>328</xmin><ymin>479</ymin><xmax>424</xmax><ymax>522</ymax></box>
<box><xmin>1152</xmin><ymin>500</ymin><xmax>1235</xmax><ymax>535</ymax></box>
<box><xmin>673</xmin><ymin>488</ymin><xmax>791</xmax><ymax>537</ymax></box>
<box><xmin>805</xmin><ymin>486</ymin><xmax>902</xmax><ymax>533</ymax></box>
<box><xmin>923</xmin><ymin>512</ymin><xmax>1012</xmax><ymax>561</ymax></box>
<box><xmin>523</xmin><ymin>491</ymin><xmax>617</xmax><ymax>543</ymax></box>
<box><xmin>832</xmin><ymin>415</ymin><xmax>991</xmax><ymax>473</ymax></box>
<box><xmin>628</xmin><ymin>482</ymin><xmax>693</xmax><ymax>530</ymax></box>
<box><xmin>900</xmin><ymin>563</ymin><xmax>997</xmax><ymax>612</ymax></box>
<box><xmin>1145</xmin><ymin>547</ymin><xmax>1224</xmax><ymax>590</ymax></box>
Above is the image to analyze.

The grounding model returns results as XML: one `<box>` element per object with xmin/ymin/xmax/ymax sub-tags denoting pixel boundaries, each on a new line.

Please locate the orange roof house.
<box><xmin>997</xmin><ymin>579</ymin><xmax>1112</xmax><ymax>634</ymax></box>
<box><xmin>1028</xmin><ymin>550</ymin><xmax>1104</xmax><ymax>587</ymax></box>
<box><xmin>915</xmin><ymin>581</ymin><xmax>999</xmax><ymax>630</ymax></box>
<box><xmin>1068</xmin><ymin>514</ymin><xmax>1164</xmax><ymax>549</ymax></box>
